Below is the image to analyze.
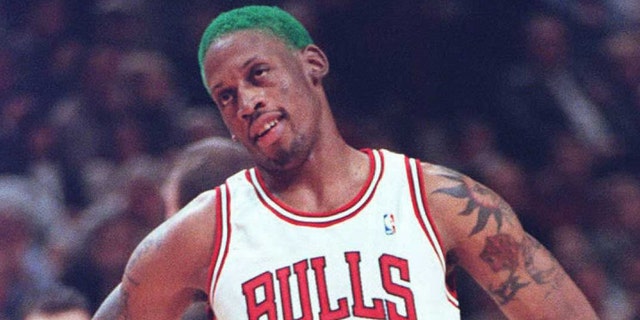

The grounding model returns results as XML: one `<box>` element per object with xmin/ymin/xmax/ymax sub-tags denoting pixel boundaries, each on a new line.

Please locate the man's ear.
<box><xmin>300</xmin><ymin>45</ymin><xmax>329</xmax><ymax>85</ymax></box>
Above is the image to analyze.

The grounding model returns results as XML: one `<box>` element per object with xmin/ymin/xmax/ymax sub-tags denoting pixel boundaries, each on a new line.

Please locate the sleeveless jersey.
<box><xmin>207</xmin><ymin>149</ymin><xmax>460</xmax><ymax>319</ymax></box>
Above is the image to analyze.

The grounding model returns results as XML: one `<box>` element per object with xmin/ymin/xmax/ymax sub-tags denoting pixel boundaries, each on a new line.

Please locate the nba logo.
<box><xmin>383</xmin><ymin>213</ymin><xmax>396</xmax><ymax>235</ymax></box>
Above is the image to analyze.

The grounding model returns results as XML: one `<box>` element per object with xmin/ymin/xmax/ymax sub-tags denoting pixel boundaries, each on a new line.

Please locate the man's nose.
<box><xmin>238</xmin><ymin>86</ymin><xmax>265</xmax><ymax>119</ymax></box>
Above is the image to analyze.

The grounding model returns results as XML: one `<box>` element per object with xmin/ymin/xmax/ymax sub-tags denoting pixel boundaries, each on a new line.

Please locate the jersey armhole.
<box><xmin>405</xmin><ymin>157</ymin><xmax>459</xmax><ymax>307</ymax></box>
<box><xmin>206</xmin><ymin>185</ymin><xmax>230</xmax><ymax>307</ymax></box>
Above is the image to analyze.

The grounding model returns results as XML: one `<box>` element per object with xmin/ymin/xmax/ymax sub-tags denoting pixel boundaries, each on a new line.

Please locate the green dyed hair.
<box><xmin>198</xmin><ymin>5</ymin><xmax>314</xmax><ymax>92</ymax></box>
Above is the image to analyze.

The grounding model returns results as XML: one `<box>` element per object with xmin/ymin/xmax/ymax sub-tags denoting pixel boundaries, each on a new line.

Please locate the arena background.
<box><xmin>1</xmin><ymin>0</ymin><xmax>640</xmax><ymax>319</ymax></box>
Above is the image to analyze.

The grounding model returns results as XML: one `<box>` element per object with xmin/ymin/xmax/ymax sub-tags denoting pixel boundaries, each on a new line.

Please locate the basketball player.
<box><xmin>93</xmin><ymin>6</ymin><xmax>597</xmax><ymax>319</ymax></box>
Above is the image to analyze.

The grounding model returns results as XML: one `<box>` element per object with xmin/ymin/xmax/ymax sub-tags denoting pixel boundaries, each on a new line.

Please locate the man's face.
<box><xmin>202</xmin><ymin>30</ymin><xmax>322</xmax><ymax>172</ymax></box>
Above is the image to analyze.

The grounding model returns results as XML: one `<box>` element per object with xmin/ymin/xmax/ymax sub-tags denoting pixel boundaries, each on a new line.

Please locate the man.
<box><xmin>162</xmin><ymin>136</ymin><xmax>253</xmax><ymax>218</ymax></box>
<box><xmin>22</xmin><ymin>285</ymin><xmax>91</xmax><ymax>320</ymax></box>
<box><xmin>94</xmin><ymin>5</ymin><xmax>597</xmax><ymax>319</ymax></box>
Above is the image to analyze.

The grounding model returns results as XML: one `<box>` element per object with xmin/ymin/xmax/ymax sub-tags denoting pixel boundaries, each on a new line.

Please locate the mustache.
<box><xmin>248</xmin><ymin>110</ymin><xmax>265</xmax><ymax>125</ymax></box>
<box><xmin>248</xmin><ymin>108</ymin><xmax>287</xmax><ymax>125</ymax></box>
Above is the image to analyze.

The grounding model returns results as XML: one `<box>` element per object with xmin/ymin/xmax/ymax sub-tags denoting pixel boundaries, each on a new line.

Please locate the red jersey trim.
<box><xmin>207</xmin><ymin>185</ymin><xmax>232</xmax><ymax>309</ymax></box>
<box><xmin>205</xmin><ymin>187</ymin><xmax>222</xmax><ymax>294</ymax></box>
<box><xmin>405</xmin><ymin>157</ymin><xmax>459</xmax><ymax>307</ymax></box>
<box><xmin>246</xmin><ymin>149</ymin><xmax>384</xmax><ymax>227</ymax></box>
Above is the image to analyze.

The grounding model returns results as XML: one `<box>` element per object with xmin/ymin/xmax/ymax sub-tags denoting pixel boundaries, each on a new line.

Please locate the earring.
<box><xmin>231</xmin><ymin>134</ymin><xmax>237</xmax><ymax>141</ymax></box>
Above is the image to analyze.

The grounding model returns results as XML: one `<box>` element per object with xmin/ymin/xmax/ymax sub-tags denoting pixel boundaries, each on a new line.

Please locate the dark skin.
<box><xmin>426</xmin><ymin>165</ymin><xmax>593</xmax><ymax>317</ymax></box>
<box><xmin>93</xmin><ymin>29</ymin><xmax>598</xmax><ymax>319</ymax></box>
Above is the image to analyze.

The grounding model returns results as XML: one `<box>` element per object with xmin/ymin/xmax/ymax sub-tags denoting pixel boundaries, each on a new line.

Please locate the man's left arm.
<box><xmin>423</xmin><ymin>163</ymin><xmax>598</xmax><ymax>319</ymax></box>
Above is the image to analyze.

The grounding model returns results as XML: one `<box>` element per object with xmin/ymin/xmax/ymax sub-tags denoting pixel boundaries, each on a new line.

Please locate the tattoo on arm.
<box><xmin>126</xmin><ymin>236</ymin><xmax>163</xmax><ymax>273</ymax></box>
<box><xmin>522</xmin><ymin>234</ymin><xmax>565</xmax><ymax>289</ymax></box>
<box><xmin>123</xmin><ymin>234</ymin><xmax>167</xmax><ymax>286</ymax></box>
<box><xmin>431</xmin><ymin>167</ymin><xmax>567</xmax><ymax>305</ymax></box>
<box><xmin>432</xmin><ymin>169</ymin><xmax>515</xmax><ymax>236</ymax></box>
<box><xmin>479</xmin><ymin>233</ymin><xmax>565</xmax><ymax>304</ymax></box>
<box><xmin>479</xmin><ymin>234</ymin><xmax>530</xmax><ymax>304</ymax></box>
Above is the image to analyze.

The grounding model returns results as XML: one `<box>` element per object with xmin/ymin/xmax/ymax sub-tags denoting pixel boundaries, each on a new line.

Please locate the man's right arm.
<box><xmin>93</xmin><ymin>284</ymin><xmax>127</xmax><ymax>319</ymax></box>
<box><xmin>93</xmin><ymin>190</ymin><xmax>218</xmax><ymax>319</ymax></box>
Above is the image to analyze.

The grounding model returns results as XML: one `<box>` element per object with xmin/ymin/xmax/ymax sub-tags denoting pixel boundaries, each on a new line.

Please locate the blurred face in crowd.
<box><xmin>0</xmin><ymin>209</ymin><xmax>32</xmax><ymax>274</ymax></box>
<box><xmin>202</xmin><ymin>30</ymin><xmax>326</xmax><ymax>172</ymax></box>
<box><xmin>526</xmin><ymin>16</ymin><xmax>569</xmax><ymax>69</ymax></box>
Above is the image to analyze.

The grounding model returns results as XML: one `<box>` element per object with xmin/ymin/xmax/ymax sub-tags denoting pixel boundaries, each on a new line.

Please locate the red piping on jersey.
<box><xmin>206</xmin><ymin>185</ymin><xmax>233</xmax><ymax>310</ymax></box>
<box><xmin>405</xmin><ymin>158</ymin><xmax>443</xmax><ymax>267</ymax></box>
<box><xmin>414</xmin><ymin>160</ymin><xmax>448</xmax><ymax>271</ymax></box>
<box><xmin>206</xmin><ymin>187</ymin><xmax>222</xmax><ymax>294</ymax></box>
<box><xmin>414</xmin><ymin>160</ymin><xmax>460</xmax><ymax>305</ymax></box>
<box><xmin>405</xmin><ymin>157</ymin><xmax>459</xmax><ymax>305</ymax></box>
<box><xmin>247</xmin><ymin>149</ymin><xmax>383</xmax><ymax>227</ymax></box>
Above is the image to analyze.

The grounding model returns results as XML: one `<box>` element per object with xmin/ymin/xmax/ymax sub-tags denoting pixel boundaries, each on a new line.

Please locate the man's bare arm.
<box><xmin>92</xmin><ymin>191</ymin><xmax>217</xmax><ymax>320</ymax></box>
<box><xmin>424</xmin><ymin>164</ymin><xmax>598</xmax><ymax>319</ymax></box>
<box><xmin>93</xmin><ymin>284</ymin><xmax>134</xmax><ymax>320</ymax></box>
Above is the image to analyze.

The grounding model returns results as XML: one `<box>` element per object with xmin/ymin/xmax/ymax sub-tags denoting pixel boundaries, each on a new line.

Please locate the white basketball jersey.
<box><xmin>207</xmin><ymin>149</ymin><xmax>460</xmax><ymax>319</ymax></box>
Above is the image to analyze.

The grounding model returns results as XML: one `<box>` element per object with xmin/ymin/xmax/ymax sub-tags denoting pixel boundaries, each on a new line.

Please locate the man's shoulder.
<box><xmin>123</xmin><ymin>189</ymin><xmax>218</xmax><ymax>292</ymax></box>
<box><xmin>417</xmin><ymin>161</ymin><xmax>467</xmax><ymax>186</ymax></box>
<box><xmin>167</xmin><ymin>189</ymin><xmax>219</xmax><ymax>240</ymax></box>
<box><xmin>183</xmin><ymin>189</ymin><xmax>219</xmax><ymax>214</ymax></box>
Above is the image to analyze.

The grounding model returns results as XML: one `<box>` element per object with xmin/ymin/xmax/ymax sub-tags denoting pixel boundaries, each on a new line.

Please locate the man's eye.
<box><xmin>253</xmin><ymin>67</ymin><xmax>269</xmax><ymax>78</ymax></box>
<box><xmin>218</xmin><ymin>92</ymin><xmax>234</xmax><ymax>105</ymax></box>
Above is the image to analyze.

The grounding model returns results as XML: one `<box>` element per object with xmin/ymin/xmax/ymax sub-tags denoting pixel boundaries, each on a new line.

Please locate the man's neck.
<box><xmin>258</xmin><ymin>142</ymin><xmax>371</xmax><ymax>214</ymax></box>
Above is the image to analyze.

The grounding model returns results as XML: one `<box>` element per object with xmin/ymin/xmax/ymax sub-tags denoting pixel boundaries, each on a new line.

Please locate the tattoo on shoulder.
<box><xmin>432</xmin><ymin>169</ymin><xmax>515</xmax><ymax>236</ymax></box>
<box><xmin>479</xmin><ymin>233</ymin><xmax>565</xmax><ymax>304</ymax></box>
<box><xmin>124</xmin><ymin>234</ymin><xmax>167</xmax><ymax>284</ymax></box>
<box><xmin>429</xmin><ymin>165</ymin><xmax>463</xmax><ymax>177</ymax></box>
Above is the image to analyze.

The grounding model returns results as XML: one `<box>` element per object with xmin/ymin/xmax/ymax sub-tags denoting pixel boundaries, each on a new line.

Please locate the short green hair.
<box><xmin>198</xmin><ymin>5</ymin><xmax>314</xmax><ymax>92</ymax></box>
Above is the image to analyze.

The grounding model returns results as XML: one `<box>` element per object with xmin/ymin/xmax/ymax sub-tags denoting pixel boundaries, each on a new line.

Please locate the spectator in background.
<box><xmin>52</xmin><ymin>43</ymin><xmax>126</xmax><ymax>190</ymax></box>
<box><xmin>0</xmin><ymin>204</ymin><xmax>54</xmax><ymax>320</ymax></box>
<box><xmin>61</xmin><ymin>213</ymin><xmax>142</xmax><ymax>313</ymax></box>
<box><xmin>21</xmin><ymin>285</ymin><xmax>91</xmax><ymax>320</ymax></box>
<box><xmin>176</xmin><ymin>108</ymin><xmax>231</xmax><ymax>145</ymax></box>
<box><xmin>7</xmin><ymin>0</ymin><xmax>78</xmax><ymax>107</ymax></box>
<box><xmin>0</xmin><ymin>48</ymin><xmax>18</xmax><ymax>102</ymax></box>
<box><xmin>590</xmin><ymin>172</ymin><xmax>640</xmax><ymax>283</ymax></box>
<box><xmin>0</xmin><ymin>93</ymin><xmax>37</xmax><ymax>174</ymax></box>
<box><xmin>571</xmin><ymin>257</ymin><xmax>634</xmax><ymax>320</ymax></box>
<box><xmin>620</xmin><ymin>252</ymin><xmax>640</xmax><ymax>319</ymax></box>
<box><xmin>598</xmin><ymin>29</ymin><xmax>640</xmax><ymax>170</ymax></box>
<box><xmin>495</xmin><ymin>13</ymin><xmax>621</xmax><ymax>171</ymax></box>
<box><xmin>162</xmin><ymin>136</ymin><xmax>252</xmax><ymax>218</ymax></box>
<box><xmin>532</xmin><ymin>133</ymin><xmax>598</xmax><ymax>227</ymax></box>
<box><xmin>117</xmin><ymin>49</ymin><xmax>187</xmax><ymax>157</ymax></box>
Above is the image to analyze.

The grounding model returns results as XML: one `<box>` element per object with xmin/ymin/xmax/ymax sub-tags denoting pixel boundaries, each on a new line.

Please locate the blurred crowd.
<box><xmin>1</xmin><ymin>0</ymin><xmax>639</xmax><ymax>319</ymax></box>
